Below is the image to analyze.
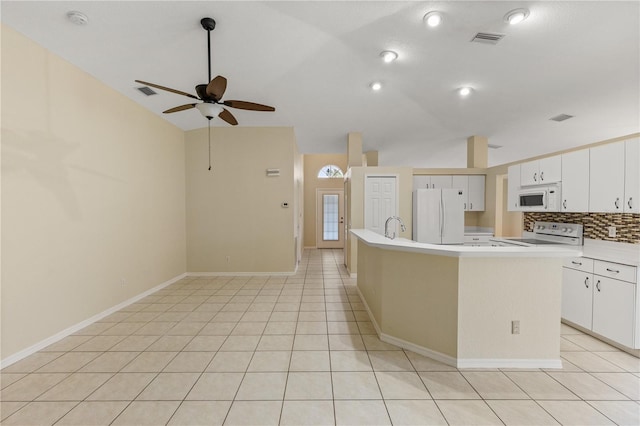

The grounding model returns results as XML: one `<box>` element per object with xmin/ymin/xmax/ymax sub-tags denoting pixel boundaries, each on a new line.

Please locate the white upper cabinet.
<box><xmin>452</xmin><ymin>175</ymin><xmax>485</xmax><ymax>211</ymax></box>
<box><xmin>507</xmin><ymin>164</ymin><xmax>521</xmax><ymax>211</ymax></box>
<box><xmin>520</xmin><ymin>156</ymin><xmax>561</xmax><ymax>186</ymax></box>
<box><xmin>561</xmin><ymin>150</ymin><xmax>590</xmax><ymax>212</ymax></box>
<box><xmin>624</xmin><ymin>138</ymin><xmax>639</xmax><ymax>213</ymax></box>
<box><xmin>431</xmin><ymin>175</ymin><xmax>453</xmax><ymax>189</ymax></box>
<box><xmin>413</xmin><ymin>175</ymin><xmax>452</xmax><ymax>189</ymax></box>
<box><xmin>468</xmin><ymin>175</ymin><xmax>485</xmax><ymax>211</ymax></box>
<box><xmin>590</xmin><ymin>141</ymin><xmax>625</xmax><ymax>212</ymax></box>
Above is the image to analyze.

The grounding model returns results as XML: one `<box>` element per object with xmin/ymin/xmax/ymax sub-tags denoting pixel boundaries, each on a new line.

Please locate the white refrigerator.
<box><xmin>413</xmin><ymin>189</ymin><xmax>465</xmax><ymax>244</ymax></box>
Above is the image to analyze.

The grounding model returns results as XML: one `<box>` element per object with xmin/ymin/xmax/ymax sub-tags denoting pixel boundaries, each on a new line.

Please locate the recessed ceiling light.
<box><xmin>458</xmin><ymin>87</ymin><xmax>473</xmax><ymax>97</ymax></box>
<box><xmin>66</xmin><ymin>10</ymin><xmax>88</xmax><ymax>25</ymax></box>
<box><xmin>423</xmin><ymin>11</ymin><xmax>443</xmax><ymax>27</ymax></box>
<box><xmin>504</xmin><ymin>8</ymin><xmax>530</xmax><ymax>25</ymax></box>
<box><xmin>370</xmin><ymin>82</ymin><xmax>382</xmax><ymax>91</ymax></box>
<box><xmin>380</xmin><ymin>50</ymin><xmax>398</xmax><ymax>63</ymax></box>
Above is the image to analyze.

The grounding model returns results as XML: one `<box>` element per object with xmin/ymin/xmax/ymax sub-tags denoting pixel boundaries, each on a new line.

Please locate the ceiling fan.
<box><xmin>135</xmin><ymin>17</ymin><xmax>275</xmax><ymax>126</ymax></box>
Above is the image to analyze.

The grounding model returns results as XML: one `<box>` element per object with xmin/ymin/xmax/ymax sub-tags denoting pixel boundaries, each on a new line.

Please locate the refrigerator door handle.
<box><xmin>440</xmin><ymin>195</ymin><xmax>445</xmax><ymax>239</ymax></box>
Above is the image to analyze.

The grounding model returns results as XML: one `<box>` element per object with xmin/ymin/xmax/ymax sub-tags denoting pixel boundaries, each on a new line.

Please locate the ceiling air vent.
<box><xmin>550</xmin><ymin>114</ymin><xmax>574</xmax><ymax>122</ymax></box>
<box><xmin>471</xmin><ymin>32</ymin><xmax>505</xmax><ymax>45</ymax></box>
<box><xmin>137</xmin><ymin>86</ymin><xmax>157</xmax><ymax>96</ymax></box>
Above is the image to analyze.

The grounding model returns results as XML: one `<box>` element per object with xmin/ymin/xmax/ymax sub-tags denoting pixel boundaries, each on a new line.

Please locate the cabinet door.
<box><xmin>592</xmin><ymin>276</ymin><xmax>635</xmax><ymax>347</ymax></box>
<box><xmin>413</xmin><ymin>176</ymin><xmax>430</xmax><ymax>190</ymax></box>
<box><xmin>451</xmin><ymin>176</ymin><xmax>469</xmax><ymax>210</ymax></box>
<box><xmin>562</xmin><ymin>268</ymin><xmax>593</xmax><ymax>330</ymax></box>
<box><xmin>468</xmin><ymin>175</ymin><xmax>485</xmax><ymax>211</ymax></box>
<box><xmin>539</xmin><ymin>156</ymin><xmax>562</xmax><ymax>184</ymax></box>
<box><xmin>431</xmin><ymin>175</ymin><xmax>453</xmax><ymax>189</ymax></box>
<box><xmin>507</xmin><ymin>165</ymin><xmax>521</xmax><ymax>211</ymax></box>
<box><xmin>624</xmin><ymin>138</ymin><xmax>639</xmax><ymax>213</ymax></box>
<box><xmin>520</xmin><ymin>161</ymin><xmax>540</xmax><ymax>186</ymax></box>
<box><xmin>590</xmin><ymin>142</ymin><xmax>625</xmax><ymax>212</ymax></box>
<box><xmin>561</xmin><ymin>150</ymin><xmax>589</xmax><ymax>212</ymax></box>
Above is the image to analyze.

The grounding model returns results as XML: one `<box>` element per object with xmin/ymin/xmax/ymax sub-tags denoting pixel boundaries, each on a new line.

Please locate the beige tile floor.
<box><xmin>2</xmin><ymin>249</ymin><xmax>639</xmax><ymax>425</ymax></box>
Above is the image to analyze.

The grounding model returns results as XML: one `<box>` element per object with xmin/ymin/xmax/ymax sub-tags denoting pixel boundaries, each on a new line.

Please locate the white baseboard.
<box><xmin>356</xmin><ymin>285</ymin><xmax>563</xmax><ymax>370</ymax></box>
<box><xmin>0</xmin><ymin>272</ymin><xmax>187</xmax><ymax>369</ymax></box>
<box><xmin>456</xmin><ymin>358</ymin><xmax>563</xmax><ymax>369</ymax></box>
<box><xmin>187</xmin><ymin>271</ymin><xmax>296</xmax><ymax>277</ymax></box>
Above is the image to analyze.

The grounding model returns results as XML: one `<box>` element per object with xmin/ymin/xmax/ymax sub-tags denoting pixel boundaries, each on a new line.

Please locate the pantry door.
<box><xmin>364</xmin><ymin>176</ymin><xmax>397</xmax><ymax>236</ymax></box>
<box><xmin>317</xmin><ymin>190</ymin><xmax>345</xmax><ymax>249</ymax></box>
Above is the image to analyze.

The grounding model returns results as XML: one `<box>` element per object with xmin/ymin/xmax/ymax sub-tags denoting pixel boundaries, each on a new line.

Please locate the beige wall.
<box><xmin>1</xmin><ymin>26</ymin><xmax>187</xmax><ymax>360</ymax></box>
<box><xmin>185</xmin><ymin>127</ymin><xmax>297</xmax><ymax>273</ymax></box>
<box><xmin>303</xmin><ymin>154</ymin><xmax>348</xmax><ymax>247</ymax></box>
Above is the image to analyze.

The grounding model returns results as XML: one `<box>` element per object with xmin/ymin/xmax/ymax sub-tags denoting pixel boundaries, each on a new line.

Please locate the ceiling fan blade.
<box><xmin>219</xmin><ymin>108</ymin><xmax>238</xmax><ymax>126</ymax></box>
<box><xmin>223</xmin><ymin>100</ymin><xmax>275</xmax><ymax>112</ymax></box>
<box><xmin>135</xmin><ymin>80</ymin><xmax>199</xmax><ymax>100</ymax></box>
<box><xmin>163</xmin><ymin>103</ymin><xmax>197</xmax><ymax>114</ymax></box>
<box><xmin>206</xmin><ymin>75</ymin><xmax>227</xmax><ymax>101</ymax></box>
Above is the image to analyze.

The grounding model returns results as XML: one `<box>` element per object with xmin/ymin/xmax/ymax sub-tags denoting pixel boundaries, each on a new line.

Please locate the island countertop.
<box><xmin>350</xmin><ymin>228</ymin><xmax>582</xmax><ymax>258</ymax></box>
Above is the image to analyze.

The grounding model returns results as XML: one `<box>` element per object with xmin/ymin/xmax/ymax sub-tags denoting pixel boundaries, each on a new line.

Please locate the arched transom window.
<box><xmin>317</xmin><ymin>164</ymin><xmax>344</xmax><ymax>179</ymax></box>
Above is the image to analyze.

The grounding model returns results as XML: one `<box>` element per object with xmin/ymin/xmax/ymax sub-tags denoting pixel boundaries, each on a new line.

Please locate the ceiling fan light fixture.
<box><xmin>380</xmin><ymin>50</ymin><xmax>398</xmax><ymax>63</ymax></box>
<box><xmin>423</xmin><ymin>11</ymin><xmax>443</xmax><ymax>27</ymax></box>
<box><xmin>504</xmin><ymin>8</ymin><xmax>530</xmax><ymax>25</ymax></box>
<box><xmin>370</xmin><ymin>81</ymin><xmax>382</xmax><ymax>91</ymax></box>
<box><xmin>196</xmin><ymin>102</ymin><xmax>224</xmax><ymax>119</ymax></box>
<box><xmin>66</xmin><ymin>10</ymin><xmax>88</xmax><ymax>25</ymax></box>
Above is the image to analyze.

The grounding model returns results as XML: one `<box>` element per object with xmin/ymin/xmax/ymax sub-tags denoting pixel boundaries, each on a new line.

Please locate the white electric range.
<box><xmin>490</xmin><ymin>221</ymin><xmax>584</xmax><ymax>247</ymax></box>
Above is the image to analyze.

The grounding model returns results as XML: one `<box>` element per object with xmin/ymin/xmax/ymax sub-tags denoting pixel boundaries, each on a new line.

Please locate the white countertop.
<box><xmin>580</xmin><ymin>239</ymin><xmax>640</xmax><ymax>266</ymax></box>
<box><xmin>350</xmin><ymin>229</ymin><xmax>582</xmax><ymax>258</ymax></box>
<box><xmin>464</xmin><ymin>227</ymin><xmax>494</xmax><ymax>236</ymax></box>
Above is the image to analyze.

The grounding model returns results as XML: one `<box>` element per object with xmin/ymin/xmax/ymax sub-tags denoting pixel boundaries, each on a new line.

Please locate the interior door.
<box><xmin>317</xmin><ymin>190</ymin><xmax>345</xmax><ymax>249</ymax></box>
<box><xmin>364</xmin><ymin>176</ymin><xmax>397</xmax><ymax>236</ymax></box>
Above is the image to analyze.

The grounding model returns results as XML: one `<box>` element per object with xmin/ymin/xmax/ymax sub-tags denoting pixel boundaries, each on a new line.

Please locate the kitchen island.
<box><xmin>351</xmin><ymin>229</ymin><xmax>581</xmax><ymax>368</ymax></box>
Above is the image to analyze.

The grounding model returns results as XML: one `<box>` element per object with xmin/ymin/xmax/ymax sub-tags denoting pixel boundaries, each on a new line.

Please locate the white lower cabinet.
<box><xmin>562</xmin><ymin>263</ymin><xmax>594</xmax><ymax>330</ymax></box>
<box><xmin>562</xmin><ymin>257</ymin><xmax>637</xmax><ymax>348</ymax></box>
<box><xmin>592</xmin><ymin>275</ymin><xmax>635</xmax><ymax>348</ymax></box>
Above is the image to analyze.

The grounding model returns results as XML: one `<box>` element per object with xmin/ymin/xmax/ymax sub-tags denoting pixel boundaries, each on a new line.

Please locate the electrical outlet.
<box><xmin>607</xmin><ymin>226</ymin><xmax>617</xmax><ymax>237</ymax></box>
<box><xmin>511</xmin><ymin>320</ymin><xmax>520</xmax><ymax>335</ymax></box>
<box><xmin>225</xmin><ymin>256</ymin><xmax>231</xmax><ymax>264</ymax></box>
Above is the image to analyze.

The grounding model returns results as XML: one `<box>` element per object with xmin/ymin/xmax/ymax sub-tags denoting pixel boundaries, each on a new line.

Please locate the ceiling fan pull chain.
<box><xmin>208</xmin><ymin>120</ymin><xmax>212</xmax><ymax>171</ymax></box>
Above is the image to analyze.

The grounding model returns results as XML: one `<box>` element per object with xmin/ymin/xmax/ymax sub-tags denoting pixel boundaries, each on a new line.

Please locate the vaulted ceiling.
<box><xmin>2</xmin><ymin>1</ymin><xmax>639</xmax><ymax>167</ymax></box>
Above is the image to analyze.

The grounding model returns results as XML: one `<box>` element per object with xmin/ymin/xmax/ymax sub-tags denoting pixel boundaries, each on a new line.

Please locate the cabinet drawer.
<box><xmin>464</xmin><ymin>235</ymin><xmax>491</xmax><ymax>243</ymax></box>
<box><xmin>563</xmin><ymin>257</ymin><xmax>594</xmax><ymax>273</ymax></box>
<box><xmin>594</xmin><ymin>260</ymin><xmax>637</xmax><ymax>284</ymax></box>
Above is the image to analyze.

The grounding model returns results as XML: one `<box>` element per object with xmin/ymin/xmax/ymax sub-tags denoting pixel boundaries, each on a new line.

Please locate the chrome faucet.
<box><xmin>384</xmin><ymin>216</ymin><xmax>406</xmax><ymax>239</ymax></box>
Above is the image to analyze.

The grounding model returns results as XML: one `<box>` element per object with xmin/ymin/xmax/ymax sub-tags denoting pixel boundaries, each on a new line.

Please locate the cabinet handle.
<box><xmin>464</xmin><ymin>203</ymin><xmax>467</xmax><ymax>209</ymax></box>
<box><xmin>470</xmin><ymin>203</ymin><xmax>473</xmax><ymax>209</ymax></box>
<box><xmin>563</xmin><ymin>200</ymin><xmax>567</xmax><ymax>209</ymax></box>
<box><xmin>472</xmin><ymin>237</ymin><xmax>480</xmax><ymax>241</ymax></box>
<box><xmin>584</xmin><ymin>277</ymin><xmax>589</xmax><ymax>288</ymax></box>
<box><xmin>533</xmin><ymin>172</ymin><xmax>537</xmax><ymax>182</ymax></box>
<box><xmin>606</xmin><ymin>268</ymin><xmax>620</xmax><ymax>274</ymax></box>
<box><xmin>596</xmin><ymin>280</ymin><xmax>601</xmax><ymax>292</ymax></box>
<box><xmin>540</xmin><ymin>171</ymin><xmax>544</xmax><ymax>181</ymax></box>
<box><xmin>629</xmin><ymin>197</ymin><xmax>633</xmax><ymax>209</ymax></box>
<box><xmin>615</xmin><ymin>198</ymin><xmax>620</xmax><ymax>209</ymax></box>
<box><xmin>571</xmin><ymin>261</ymin><xmax>582</xmax><ymax>266</ymax></box>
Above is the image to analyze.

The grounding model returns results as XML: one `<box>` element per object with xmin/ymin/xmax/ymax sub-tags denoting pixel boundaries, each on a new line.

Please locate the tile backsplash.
<box><xmin>523</xmin><ymin>213</ymin><xmax>640</xmax><ymax>244</ymax></box>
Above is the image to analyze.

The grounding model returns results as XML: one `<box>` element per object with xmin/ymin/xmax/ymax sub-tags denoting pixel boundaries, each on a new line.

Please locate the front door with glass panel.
<box><xmin>317</xmin><ymin>190</ymin><xmax>345</xmax><ymax>249</ymax></box>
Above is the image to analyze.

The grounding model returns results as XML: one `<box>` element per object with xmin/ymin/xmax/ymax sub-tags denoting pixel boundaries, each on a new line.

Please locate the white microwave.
<box><xmin>517</xmin><ymin>185</ymin><xmax>561</xmax><ymax>211</ymax></box>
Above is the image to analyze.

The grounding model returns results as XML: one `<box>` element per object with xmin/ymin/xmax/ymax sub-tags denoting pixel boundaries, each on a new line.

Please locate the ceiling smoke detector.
<box><xmin>66</xmin><ymin>11</ymin><xmax>88</xmax><ymax>25</ymax></box>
